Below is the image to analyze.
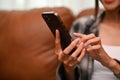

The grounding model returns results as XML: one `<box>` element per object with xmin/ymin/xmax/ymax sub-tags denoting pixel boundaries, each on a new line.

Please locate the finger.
<box><xmin>68</xmin><ymin>48</ymin><xmax>86</xmax><ymax>67</ymax></box>
<box><xmin>73</xmin><ymin>33</ymin><xmax>86</xmax><ymax>38</ymax></box>
<box><xmin>58</xmin><ymin>52</ymin><xmax>69</xmax><ymax>62</ymax></box>
<box><xmin>81</xmin><ymin>33</ymin><xmax>96</xmax><ymax>42</ymax></box>
<box><xmin>62</xmin><ymin>40</ymin><xmax>82</xmax><ymax>67</ymax></box>
<box><xmin>84</xmin><ymin>37</ymin><xmax>101</xmax><ymax>47</ymax></box>
<box><xmin>63</xmin><ymin>56</ymin><xmax>74</xmax><ymax>64</ymax></box>
<box><xmin>55</xmin><ymin>29</ymin><xmax>62</xmax><ymax>55</ymax></box>
<box><xmin>64</xmin><ymin>56</ymin><xmax>78</xmax><ymax>68</ymax></box>
<box><xmin>77</xmin><ymin>48</ymin><xmax>86</xmax><ymax>62</ymax></box>
<box><xmin>71</xmin><ymin>42</ymin><xmax>84</xmax><ymax>58</ymax></box>
<box><xmin>64</xmin><ymin>48</ymin><xmax>85</xmax><ymax>68</ymax></box>
<box><xmin>63</xmin><ymin>38</ymin><xmax>80</xmax><ymax>55</ymax></box>
<box><xmin>74</xmin><ymin>33</ymin><xmax>96</xmax><ymax>43</ymax></box>
<box><xmin>86</xmin><ymin>45</ymin><xmax>101</xmax><ymax>52</ymax></box>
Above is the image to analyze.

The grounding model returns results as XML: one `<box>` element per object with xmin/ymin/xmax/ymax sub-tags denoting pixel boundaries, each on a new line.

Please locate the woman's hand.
<box><xmin>74</xmin><ymin>33</ymin><xmax>120</xmax><ymax>75</ymax></box>
<box><xmin>74</xmin><ymin>33</ymin><xmax>112</xmax><ymax>67</ymax></box>
<box><xmin>55</xmin><ymin>30</ymin><xmax>85</xmax><ymax>72</ymax></box>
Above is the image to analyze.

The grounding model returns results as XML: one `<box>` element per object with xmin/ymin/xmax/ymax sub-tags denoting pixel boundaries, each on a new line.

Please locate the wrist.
<box><xmin>100</xmin><ymin>56</ymin><xmax>113</xmax><ymax>67</ymax></box>
<box><xmin>113</xmin><ymin>59</ymin><xmax>120</xmax><ymax>78</ymax></box>
<box><xmin>106</xmin><ymin>59</ymin><xmax>120</xmax><ymax>74</ymax></box>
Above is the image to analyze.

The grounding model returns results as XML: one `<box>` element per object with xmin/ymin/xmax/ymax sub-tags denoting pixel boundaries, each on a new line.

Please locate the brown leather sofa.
<box><xmin>0</xmin><ymin>6</ymin><xmax>99</xmax><ymax>80</ymax></box>
<box><xmin>0</xmin><ymin>7</ymin><xmax>74</xmax><ymax>80</ymax></box>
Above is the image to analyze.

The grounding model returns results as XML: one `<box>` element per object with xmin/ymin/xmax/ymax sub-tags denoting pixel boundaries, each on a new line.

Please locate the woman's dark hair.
<box><xmin>95</xmin><ymin>0</ymin><xmax>99</xmax><ymax>20</ymax></box>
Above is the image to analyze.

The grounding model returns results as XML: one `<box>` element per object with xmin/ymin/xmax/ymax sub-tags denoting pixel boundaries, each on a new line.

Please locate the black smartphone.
<box><xmin>42</xmin><ymin>12</ymin><xmax>72</xmax><ymax>50</ymax></box>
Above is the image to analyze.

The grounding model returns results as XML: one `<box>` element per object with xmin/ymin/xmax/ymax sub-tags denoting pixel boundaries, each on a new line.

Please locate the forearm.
<box><xmin>107</xmin><ymin>59</ymin><xmax>120</xmax><ymax>74</ymax></box>
<box><xmin>101</xmin><ymin>57</ymin><xmax>120</xmax><ymax>78</ymax></box>
<box><xmin>98</xmin><ymin>50</ymin><xmax>120</xmax><ymax>78</ymax></box>
<box><xmin>96</xmin><ymin>50</ymin><xmax>120</xmax><ymax>74</ymax></box>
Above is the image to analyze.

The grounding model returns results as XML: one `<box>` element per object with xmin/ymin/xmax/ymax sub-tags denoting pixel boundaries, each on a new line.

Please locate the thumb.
<box><xmin>55</xmin><ymin>29</ymin><xmax>62</xmax><ymax>55</ymax></box>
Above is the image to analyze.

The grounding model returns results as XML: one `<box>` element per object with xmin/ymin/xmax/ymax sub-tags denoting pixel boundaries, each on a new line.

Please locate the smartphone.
<box><xmin>42</xmin><ymin>12</ymin><xmax>72</xmax><ymax>50</ymax></box>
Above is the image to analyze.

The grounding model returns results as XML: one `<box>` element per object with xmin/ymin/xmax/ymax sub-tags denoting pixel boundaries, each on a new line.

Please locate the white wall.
<box><xmin>0</xmin><ymin>0</ymin><xmax>103</xmax><ymax>15</ymax></box>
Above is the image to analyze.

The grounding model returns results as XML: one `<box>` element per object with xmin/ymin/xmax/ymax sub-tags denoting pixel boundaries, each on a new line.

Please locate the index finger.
<box><xmin>73</xmin><ymin>33</ymin><xmax>86</xmax><ymax>38</ymax></box>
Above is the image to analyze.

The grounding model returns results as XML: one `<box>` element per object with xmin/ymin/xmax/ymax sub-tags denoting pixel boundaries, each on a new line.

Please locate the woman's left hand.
<box><xmin>74</xmin><ymin>33</ymin><xmax>120</xmax><ymax>75</ymax></box>
<box><xmin>74</xmin><ymin>33</ymin><xmax>113</xmax><ymax>66</ymax></box>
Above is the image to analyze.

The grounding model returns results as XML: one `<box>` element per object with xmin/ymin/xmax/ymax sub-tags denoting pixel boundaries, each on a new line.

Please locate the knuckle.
<box><xmin>90</xmin><ymin>33</ymin><xmax>96</xmax><ymax>37</ymax></box>
<box><xmin>64</xmin><ymin>61</ymin><xmax>68</xmax><ymax>65</ymax></box>
<box><xmin>87</xmin><ymin>40</ymin><xmax>91</xmax><ymax>43</ymax></box>
<box><xmin>70</xmin><ymin>42</ymin><xmax>76</xmax><ymax>47</ymax></box>
<box><xmin>97</xmin><ymin>37</ymin><xmax>101</xmax><ymax>41</ymax></box>
<box><xmin>77</xmin><ymin>58</ymin><xmax>81</xmax><ymax>62</ymax></box>
<box><xmin>63</xmin><ymin>51</ymin><xmax>68</xmax><ymax>55</ymax></box>
<box><xmin>82</xmin><ymin>37</ymin><xmax>87</xmax><ymax>41</ymax></box>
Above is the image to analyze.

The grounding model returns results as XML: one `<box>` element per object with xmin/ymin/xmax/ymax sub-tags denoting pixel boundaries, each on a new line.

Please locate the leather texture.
<box><xmin>0</xmin><ymin>7</ymin><xmax>74</xmax><ymax>80</ymax></box>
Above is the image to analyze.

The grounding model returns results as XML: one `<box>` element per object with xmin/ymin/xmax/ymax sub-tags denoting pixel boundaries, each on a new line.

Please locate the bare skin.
<box><xmin>74</xmin><ymin>33</ymin><xmax>120</xmax><ymax>74</ymax></box>
<box><xmin>55</xmin><ymin>30</ymin><xmax>85</xmax><ymax>80</ymax></box>
<box><xmin>55</xmin><ymin>0</ymin><xmax>120</xmax><ymax>80</ymax></box>
<box><xmin>99</xmin><ymin>0</ymin><xmax>120</xmax><ymax>46</ymax></box>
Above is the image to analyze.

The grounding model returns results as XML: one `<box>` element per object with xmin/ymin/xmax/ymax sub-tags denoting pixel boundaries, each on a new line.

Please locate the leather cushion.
<box><xmin>0</xmin><ymin>7</ymin><xmax>74</xmax><ymax>80</ymax></box>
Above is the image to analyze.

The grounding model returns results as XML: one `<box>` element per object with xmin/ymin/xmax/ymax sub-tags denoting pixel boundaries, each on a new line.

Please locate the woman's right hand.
<box><xmin>55</xmin><ymin>30</ymin><xmax>85</xmax><ymax>72</ymax></box>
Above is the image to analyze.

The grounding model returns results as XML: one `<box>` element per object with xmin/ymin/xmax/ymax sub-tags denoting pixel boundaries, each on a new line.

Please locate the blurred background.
<box><xmin>0</xmin><ymin>0</ymin><xmax>103</xmax><ymax>15</ymax></box>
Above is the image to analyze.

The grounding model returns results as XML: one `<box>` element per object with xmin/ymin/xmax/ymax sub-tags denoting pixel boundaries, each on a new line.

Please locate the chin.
<box><xmin>104</xmin><ymin>5</ymin><xmax>120</xmax><ymax>11</ymax></box>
